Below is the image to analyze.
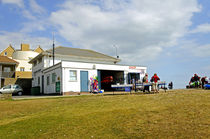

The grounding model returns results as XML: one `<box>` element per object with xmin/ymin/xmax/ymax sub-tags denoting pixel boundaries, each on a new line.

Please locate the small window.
<box><xmin>38</xmin><ymin>77</ymin><xmax>40</xmax><ymax>85</ymax></box>
<box><xmin>20</xmin><ymin>67</ymin><xmax>25</xmax><ymax>71</ymax></box>
<box><xmin>52</xmin><ymin>73</ymin><xmax>56</xmax><ymax>83</ymax></box>
<box><xmin>69</xmin><ymin>70</ymin><xmax>77</xmax><ymax>81</ymax></box>
<box><xmin>14</xmin><ymin>85</ymin><xmax>20</xmax><ymax>89</ymax></box>
<box><xmin>33</xmin><ymin>61</ymin><xmax>37</xmax><ymax>66</ymax></box>
<box><xmin>38</xmin><ymin>58</ymin><xmax>42</xmax><ymax>63</ymax></box>
<box><xmin>47</xmin><ymin>76</ymin><xmax>50</xmax><ymax>85</ymax></box>
<box><xmin>4</xmin><ymin>52</ymin><xmax>7</xmax><ymax>56</ymax></box>
<box><xmin>4</xmin><ymin>67</ymin><xmax>11</xmax><ymax>72</ymax></box>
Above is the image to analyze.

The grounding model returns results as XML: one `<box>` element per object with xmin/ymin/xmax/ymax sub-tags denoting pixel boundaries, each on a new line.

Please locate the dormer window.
<box><xmin>4</xmin><ymin>52</ymin><xmax>7</xmax><ymax>56</ymax></box>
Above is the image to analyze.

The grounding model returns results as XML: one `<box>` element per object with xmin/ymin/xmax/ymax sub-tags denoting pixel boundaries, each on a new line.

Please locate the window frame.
<box><xmin>69</xmin><ymin>70</ymin><xmax>77</xmax><ymax>82</ymax></box>
<box><xmin>47</xmin><ymin>75</ymin><xmax>50</xmax><ymax>85</ymax></box>
<box><xmin>52</xmin><ymin>73</ymin><xmax>56</xmax><ymax>83</ymax></box>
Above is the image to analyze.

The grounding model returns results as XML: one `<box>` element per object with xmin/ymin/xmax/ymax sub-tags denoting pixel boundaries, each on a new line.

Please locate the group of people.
<box><xmin>189</xmin><ymin>74</ymin><xmax>209</xmax><ymax>88</ymax></box>
<box><xmin>142</xmin><ymin>73</ymin><xmax>160</xmax><ymax>93</ymax></box>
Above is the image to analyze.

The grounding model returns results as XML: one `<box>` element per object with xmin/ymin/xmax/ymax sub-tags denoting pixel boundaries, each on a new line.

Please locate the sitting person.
<box><xmin>201</xmin><ymin>76</ymin><xmax>208</xmax><ymax>88</ymax></box>
<box><xmin>193</xmin><ymin>74</ymin><xmax>200</xmax><ymax>88</ymax></box>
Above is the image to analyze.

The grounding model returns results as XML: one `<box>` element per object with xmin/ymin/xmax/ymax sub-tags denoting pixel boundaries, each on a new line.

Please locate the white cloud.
<box><xmin>190</xmin><ymin>23</ymin><xmax>210</xmax><ymax>33</ymax></box>
<box><xmin>1</xmin><ymin>0</ymin><xmax>24</xmax><ymax>8</ymax></box>
<box><xmin>191</xmin><ymin>44</ymin><xmax>210</xmax><ymax>57</ymax></box>
<box><xmin>49</xmin><ymin>0</ymin><xmax>200</xmax><ymax>64</ymax></box>
<box><xmin>29</xmin><ymin>0</ymin><xmax>46</xmax><ymax>15</ymax></box>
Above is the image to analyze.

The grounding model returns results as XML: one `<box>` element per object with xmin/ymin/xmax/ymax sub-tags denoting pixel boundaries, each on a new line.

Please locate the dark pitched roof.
<box><xmin>0</xmin><ymin>56</ymin><xmax>19</xmax><ymax>65</ymax></box>
<box><xmin>45</xmin><ymin>46</ymin><xmax>120</xmax><ymax>61</ymax></box>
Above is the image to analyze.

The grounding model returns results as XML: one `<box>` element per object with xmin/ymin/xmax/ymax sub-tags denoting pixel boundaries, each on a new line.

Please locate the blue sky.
<box><xmin>0</xmin><ymin>0</ymin><xmax>210</xmax><ymax>88</ymax></box>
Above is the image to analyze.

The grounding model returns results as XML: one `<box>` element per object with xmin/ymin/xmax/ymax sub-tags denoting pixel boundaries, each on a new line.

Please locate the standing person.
<box><xmin>142</xmin><ymin>73</ymin><xmax>149</xmax><ymax>92</ymax></box>
<box><xmin>168</xmin><ymin>81</ymin><xmax>173</xmax><ymax>89</ymax></box>
<box><xmin>151</xmin><ymin>73</ymin><xmax>160</xmax><ymax>93</ymax></box>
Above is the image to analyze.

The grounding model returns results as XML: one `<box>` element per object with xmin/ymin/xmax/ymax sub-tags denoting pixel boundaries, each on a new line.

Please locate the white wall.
<box><xmin>12</xmin><ymin>51</ymin><xmax>39</xmax><ymax>60</ymax></box>
<box><xmin>43</xmin><ymin>64</ymin><xmax>62</xmax><ymax>94</ymax></box>
<box><xmin>13</xmin><ymin>51</ymin><xmax>39</xmax><ymax>72</ymax></box>
<box><xmin>62</xmin><ymin>67</ymin><xmax>97</xmax><ymax>92</ymax></box>
<box><xmin>61</xmin><ymin>61</ymin><xmax>146</xmax><ymax>92</ymax></box>
<box><xmin>15</xmin><ymin>59</ymin><xmax>32</xmax><ymax>71</ymax></box>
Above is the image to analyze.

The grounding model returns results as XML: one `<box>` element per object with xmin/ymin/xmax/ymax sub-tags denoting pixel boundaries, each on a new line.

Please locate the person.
<box><xmin>168</xmin><ymin>81</ymin><xmax>173</xmax><ymax>89</ymax></box>
<box><xmin>142</xmin><ymin>73</ymin><xmax>149</xmax><ymax>92</ymax></box>
<box><xmin>193</xmin><ymin>74</ymin><xmax>200</xmax><ymax>88</ymax></box>
<box><xmin>151</xmin><ymin>73</ymin><xmax>160</xmax><ymax>93</ymax></box>
<box><xmin>201</xmin><ymin>76</ymin><xmax>208</xmax><ymax>88</ymax></box>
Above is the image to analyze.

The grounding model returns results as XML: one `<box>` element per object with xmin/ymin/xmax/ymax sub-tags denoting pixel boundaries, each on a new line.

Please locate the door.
<box><xmin>42</xmin><ymin>75</ymin><xmax>44</xmax><ymax>94</ymax></box>
<box><xmin>80</xmin><ymin>71</ymin><xmax>88</xmax><ymax>92</ymax></box>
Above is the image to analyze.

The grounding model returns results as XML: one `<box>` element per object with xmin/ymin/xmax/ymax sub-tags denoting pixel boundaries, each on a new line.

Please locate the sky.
<box><xmin>0</xmin><ymin>0</ymin><xmax>210</xmax><ymax>88</ymax></box>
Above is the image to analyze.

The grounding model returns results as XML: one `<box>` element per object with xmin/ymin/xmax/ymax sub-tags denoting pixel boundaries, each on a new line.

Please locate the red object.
<box><xmin>101</xmin><ymin>76</ymin><xmax>113</xmax><ymax>84</ymax></box>
<box><xmin>151</xmin><ymin>75</ymin><xmax>160</xmax><ymax>83</ymax></box>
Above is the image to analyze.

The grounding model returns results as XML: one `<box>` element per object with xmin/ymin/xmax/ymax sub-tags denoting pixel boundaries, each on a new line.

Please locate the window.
<box><xmin>38</xmin><ymin>58</ymin><xmax>42</xmax><ymax>63</ymax></box>
<box><xmin>4</xmin><ymin>52</ymin><xmax>7</xmax><ymax>56</ymax></box>
<box><xmin>33</xmin><ymin>61</ymin><xmax>37</xmax><ymax>67</ymax></box>
<box><xmin>52</xmin><ymin>73</ymin><xmax>56</xmax><ymax>83</ymax></box>
<box><xmin>3</xmin><ymin>85</ymin><xmax>11</xmax><ymax>89</ymax></box>
<box><xmin>14</xmin><ymin>85</ymin><xmax>21</xmax><ymax>89</ymax></box>
<box><xmin>20</xmin><ymin>67</ymin><xmax>25</xmax><ymax>71</ymax></box>
<box><xmin>69</xmin><ymin>70</ymin><xmax>77</xmax><ymax>81</ymax></box>
<box><xmin>47</xmin><ymin>76</ymin><xmax>50</xmax><ymax>85</ymax></box>
<box><xmin>3</xmin><ymin>67</ymin><xmax>11</xmax><ymax>72</ymax></box>
<box><xmin>38</xmin><ymin>77</ymin><xmax>40</xmax><ymax>85</ymax></box>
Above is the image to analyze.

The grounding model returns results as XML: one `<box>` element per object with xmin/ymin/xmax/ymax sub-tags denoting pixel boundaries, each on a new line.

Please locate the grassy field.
<box><xmin>0</xmin><ymin>89</ymin><xmax>210</xmax><ymax>139</ymax></box>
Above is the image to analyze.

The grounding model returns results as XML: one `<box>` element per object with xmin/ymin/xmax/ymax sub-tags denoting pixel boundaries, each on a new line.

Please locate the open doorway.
<box><xmin>98</xmin><ymin>70</ymin><xmax>124</xmax><ymax>91</ymax></box>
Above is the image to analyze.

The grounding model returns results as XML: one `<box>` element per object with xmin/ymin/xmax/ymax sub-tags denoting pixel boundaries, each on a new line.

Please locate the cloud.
<box><xmin>191</xmin><ymin>44</ymin><xmax>210</xmax><ymax>57</ymax></box>
<box><xmin>0</xmin><ymin>31</ymin><xmax>54</xmax><ymax>51</ymax></box>
<box><xmin>49</xmin><ymin>0</ymin><xmax>200</xmax><ymax>64</ymax></box>
<box><xmin>190</xmin><ymin>23</ymin><xmax>210</xmax><ymax>33</ymax></box>
<box><xmin>1</xmin><ymin>0</ymin><xmax>24</xmax><ymax>8</ymax></box>
<box><xmin>29</xmin><ymin>0</ymin><xmax>46</xmax><ymax>15</ymax></box>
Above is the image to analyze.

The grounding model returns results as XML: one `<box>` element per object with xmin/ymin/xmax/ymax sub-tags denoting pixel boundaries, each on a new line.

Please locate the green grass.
<box><xmin>0</xmin><ymin>89</ymin><xmax>210</xmax><ymax>139</ymax></box>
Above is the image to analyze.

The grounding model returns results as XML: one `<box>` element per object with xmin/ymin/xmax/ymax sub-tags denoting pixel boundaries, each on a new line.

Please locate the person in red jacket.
<box><xmin>151</xmin><ymin>73</ymin><xmax>160</xmax><ymax>93</ymax></box>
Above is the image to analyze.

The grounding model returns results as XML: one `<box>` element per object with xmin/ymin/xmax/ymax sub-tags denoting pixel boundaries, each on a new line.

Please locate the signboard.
<box><xmin>129</xmin><ymin>66</ymin><xmax>136</xmax><ymax>69</ymax></box>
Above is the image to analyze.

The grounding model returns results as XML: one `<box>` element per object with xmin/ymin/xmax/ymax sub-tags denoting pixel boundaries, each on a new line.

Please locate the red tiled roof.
<box><xmin>0</xmin><ymin>56</ymin><xmax>19</xmax><ymax>64</ymax></box>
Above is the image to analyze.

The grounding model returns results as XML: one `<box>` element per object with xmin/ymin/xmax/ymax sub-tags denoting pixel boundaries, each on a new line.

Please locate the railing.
<box><xmin>0</xmin><ymin>71</ymin><xmax>15</xmax><ymax>78</ymax></box>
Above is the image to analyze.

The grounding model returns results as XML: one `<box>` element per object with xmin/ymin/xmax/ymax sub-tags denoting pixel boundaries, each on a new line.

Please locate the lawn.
<box><xmin>0</xmin><ymin>89</ymin><xmax>209</xmax><ymax>139</ymax></box>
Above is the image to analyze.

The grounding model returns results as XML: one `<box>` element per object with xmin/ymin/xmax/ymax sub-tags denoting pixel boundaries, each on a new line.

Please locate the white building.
<box><xmin>30</xmin><ymin>46</ymin><xmax>147</xmax><ymax>95</ymax></box>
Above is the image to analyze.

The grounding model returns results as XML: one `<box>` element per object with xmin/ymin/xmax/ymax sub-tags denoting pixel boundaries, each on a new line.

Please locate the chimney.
<box><xmin>21</xmin><ymin>44</ymin><xmax>30</xmax><ymax>51</ymax></box>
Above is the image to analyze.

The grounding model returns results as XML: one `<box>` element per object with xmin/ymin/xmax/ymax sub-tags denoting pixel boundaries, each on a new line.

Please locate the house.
<box><xmin>29</xmin><ymin>46</ymin><xmax>147</xmax><ymax>95</ymax></box>
<box><xmin>0</xmin><ymin>44</ymin><xmax>44</xmax><ymax>92</ymax></box>
<box><xmin>0</xmin><ymin>56</ymin><xmax>18</xmax><ymax>88</ymax></box>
